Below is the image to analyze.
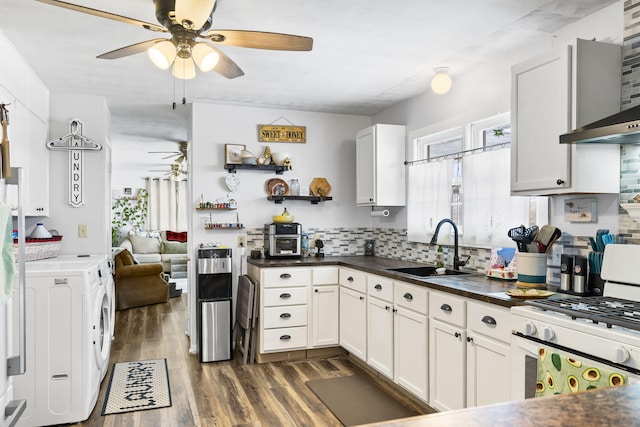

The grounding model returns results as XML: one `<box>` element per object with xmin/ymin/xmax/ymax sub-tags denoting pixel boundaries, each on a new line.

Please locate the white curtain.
<box><xmin>407</xmin><ymin>159</ymin><xmax>454</xmax><ymax>243</ymax></box>
<box><xmin>146</xmin><ymin>178</ymin><xmax>188</xmax><ymax>232</ymax></box>
<box><xmin>462</xmin><ymin>148</ymin><xmax>529</xmax><ymax>247</ymax></box>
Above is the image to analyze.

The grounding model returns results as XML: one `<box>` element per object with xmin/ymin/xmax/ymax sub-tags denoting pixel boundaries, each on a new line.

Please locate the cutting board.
<box><xmin>310</xmin><ymin>178</ymin><xmax>331</xmax><ymax>197</ymax></box>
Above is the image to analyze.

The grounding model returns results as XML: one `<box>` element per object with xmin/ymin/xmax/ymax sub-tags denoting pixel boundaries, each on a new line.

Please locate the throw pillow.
<box><xmin>162</xmin><ymin>241</ymin><xmax>187</xmax><ymax>254</ymax></box>
<box><xmin>164</xmin><ymin>230</ymin><xmax>187</xmax><ymax>242</ymax></box>
<box><xmin>129</xmin><ymin>235</ymin><xmax>161</xmax><ymax>254</ymax></box>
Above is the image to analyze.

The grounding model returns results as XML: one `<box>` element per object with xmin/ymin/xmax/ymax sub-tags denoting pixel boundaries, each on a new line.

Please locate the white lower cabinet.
<box><xmin>429</xmin><ymin>291</ymin><xmax>467</xmax><ymax>412</ymax></box>
<box><xmin>466</xmin><ymin>301</ymin><xmax>512</xmax><ymax>407</ymax></box>
<box><xmin>393</xmin><ymin>280</ymin><xmax>429</xmax><ymax>401</ymax></box>
<box><xmin>310</xmin><ymin>267</ymin><xmax>340</xmax><ymax>347</ymax></box>
<box><xmin>367</xmin><ymin>295</ymin><xmax>394</xmax><ymax>378</ymax></box>
<box><xmin>339</xmin><ymin>267</ymin><xmax>368</xmax><ymax>360</ymax></box>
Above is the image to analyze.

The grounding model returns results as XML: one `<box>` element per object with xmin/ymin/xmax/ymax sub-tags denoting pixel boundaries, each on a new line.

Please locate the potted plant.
<box><xmin>111</xmin><ymin>188</ymin><xmax>148</xmax><ymax>246</ymax></box>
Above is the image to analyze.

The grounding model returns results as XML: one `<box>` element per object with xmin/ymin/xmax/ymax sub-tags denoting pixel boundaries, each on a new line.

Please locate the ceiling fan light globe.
<box><xmin>175</xmin><ymin>0</ymin><xmax>217</xmax><ymax>31</ymax></box>
<box><xmin>431</xmin><ymin>67</ymin><xmax>452</xmax><ymax>94</ymax></box>
<box><xmin>192</xmin><ymin>43</ymin><xmax>220</xmax><ymax>72</ymax></box>
<box><xmin>148</xmin><ymin>40</ymin><xmax>176</xmax><ymax>70</ymax></box>
<box><xmin>173</xmin><ymin>57</ymin><xmax>196</xmax><ymax>79</ymax></box>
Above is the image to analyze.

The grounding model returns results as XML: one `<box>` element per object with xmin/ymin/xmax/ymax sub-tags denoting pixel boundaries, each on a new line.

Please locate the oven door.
<box><xmin>511</xmin><ymin>333</ymin><xmax>640</xmax><ymax>401</ymax></box>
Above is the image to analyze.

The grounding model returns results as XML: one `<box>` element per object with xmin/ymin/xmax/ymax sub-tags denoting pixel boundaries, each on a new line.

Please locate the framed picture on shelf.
<box><xmin>225</xmin><ymin>144</ymin><xmax>245</xmax><ymax>165</ymax></box>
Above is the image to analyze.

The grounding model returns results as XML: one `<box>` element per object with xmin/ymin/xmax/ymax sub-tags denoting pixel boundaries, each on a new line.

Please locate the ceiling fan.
<box><xmin>36</xmin><ymin>0</ymin><xmax>313</xmax><ymax>79</ymax></box>
<box><xmin>149</xmin><ymin>141</ymin><xmax>188</xmax><ymax>163</ymax></box>
<box><xmin>149</xmin><ymin>163</ymin><xmax>188</xmax><ymax>180</ymax></box>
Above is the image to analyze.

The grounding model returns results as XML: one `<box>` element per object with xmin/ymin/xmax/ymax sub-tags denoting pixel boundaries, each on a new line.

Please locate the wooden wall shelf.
<box><xmin>225</xmin><ymin>164</ymin><xmax>287</xmax><ymax>174</ymax></box>
<box><xmin>268</xmin><ymin>195</ymin><xmax>333</xmax><ymax>205</ymax></box>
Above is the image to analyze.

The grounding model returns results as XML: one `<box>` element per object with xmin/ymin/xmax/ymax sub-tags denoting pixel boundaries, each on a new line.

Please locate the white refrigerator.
<box><xmin>1</xmin><ymin>167</ymin><xmax>28</xmax><ymax>426</ymax></box>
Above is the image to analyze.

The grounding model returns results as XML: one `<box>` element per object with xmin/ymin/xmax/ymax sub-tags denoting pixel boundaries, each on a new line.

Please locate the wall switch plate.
<box><xmin>78</xmin><ymin>224</ymin><xmax>88</xmax><ymax>238</ymax></box>
<box><xmin>237</xmin><ymin>236</ymin><xmax>246</xmax><ymax>247</ymax></box>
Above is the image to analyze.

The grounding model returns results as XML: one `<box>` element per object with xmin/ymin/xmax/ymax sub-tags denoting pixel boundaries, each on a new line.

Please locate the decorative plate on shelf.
<box><xmin>310</xmin><ymin>177</ymin><xmax>331</xmax><ymax>197</ymax></box>
<box><xmin>505</xmin><ymin>289</ymin><xmax>555</xmax><ymax>299</ymax></box>
<box><xmin>266</xmin><ymin>178</ymin><xmax>289</xmax><ymax>196</ymax></box>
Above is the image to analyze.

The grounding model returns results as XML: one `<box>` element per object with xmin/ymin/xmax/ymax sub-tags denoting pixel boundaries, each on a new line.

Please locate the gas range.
<box><xmin>525</xmin><ymin>296</ymin><xmax>640</xmax><ymax>331</ymax></box>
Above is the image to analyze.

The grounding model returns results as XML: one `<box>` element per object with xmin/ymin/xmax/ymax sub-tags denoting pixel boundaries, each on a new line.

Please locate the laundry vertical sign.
<box><xmin>69</xmin><ymin>120</ymin><xmax>84</xmax><ymax>207</ymax></box>
<box><xmin>46</xmin><ymin>118</ymin><xmax>102</xmax><ymax>207</ymax></box>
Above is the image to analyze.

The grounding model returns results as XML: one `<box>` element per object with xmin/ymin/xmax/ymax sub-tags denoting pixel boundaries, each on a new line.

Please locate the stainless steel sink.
<box><xmin>386</xmin><ymin>266</ymin><xmax>470</xmax><ymax>277</ymax></box>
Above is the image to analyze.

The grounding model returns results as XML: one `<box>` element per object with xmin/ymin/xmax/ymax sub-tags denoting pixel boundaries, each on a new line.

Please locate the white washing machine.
<box><xmin>97</xmin><ymin>256</ymin><xmax>115</xmax><ymax>381</ymax></box>
<box><xmin>13</xmin><ymin>255</ymin><xmax>111</xmax><ymax>427</ymax></box>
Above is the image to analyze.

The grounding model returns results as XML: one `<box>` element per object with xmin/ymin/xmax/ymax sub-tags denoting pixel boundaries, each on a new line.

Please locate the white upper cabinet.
<box><xmin>511</xmin><ymin>38</ymin><xmax>621</xmax><ymax>195</ymax></box>
<box><xmin>356</xmin><ymin>124</ymin><xmax>406</xmax><ymax>206</ymax></box>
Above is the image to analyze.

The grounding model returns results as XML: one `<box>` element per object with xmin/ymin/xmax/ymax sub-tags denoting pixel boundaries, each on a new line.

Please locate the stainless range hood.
<box><xmin>560</xmin><ymin>104</ymin><xmax>640</xmax><ymax>144</ymax></box>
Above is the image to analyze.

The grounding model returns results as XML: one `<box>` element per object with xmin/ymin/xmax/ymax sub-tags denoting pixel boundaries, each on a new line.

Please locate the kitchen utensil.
<box><xmin>508</xmin><ymin>225</ymin><xmax>528</xmax><ymax>252</ymax></box>
<box><xmin>588</xmin><ymin>237</ymin><xmax>598</xmax><ymax>252</ymax></box>
<box><xmin>544</xmin><ymin>227</ymin><xmax>562</xmax><ymax>252</ymax></box>
<box><xmin>536</xmin><ymin>225</ymin><xmax>556</xmax><ymax>247</ymax></box>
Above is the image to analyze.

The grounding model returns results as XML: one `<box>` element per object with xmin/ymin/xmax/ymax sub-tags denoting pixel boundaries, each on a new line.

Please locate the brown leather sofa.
<box><xmin>114</xmin><ymin>249</ymin><xmax>169</xmax><ymax>310</ymax></box>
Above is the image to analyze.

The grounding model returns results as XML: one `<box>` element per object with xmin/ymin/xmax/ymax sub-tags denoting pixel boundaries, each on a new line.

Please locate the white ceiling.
<box><xmin>0</xmin><ymin>0</ymin><xmax>618</xmax><ymax>161</ymax></box>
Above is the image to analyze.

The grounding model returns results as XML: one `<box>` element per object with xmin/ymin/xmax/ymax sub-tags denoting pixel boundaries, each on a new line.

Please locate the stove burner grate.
<box><xmin>526</xmin><ymin>296</ymin><xmax>640</xmax><ymax>332</ymax></box>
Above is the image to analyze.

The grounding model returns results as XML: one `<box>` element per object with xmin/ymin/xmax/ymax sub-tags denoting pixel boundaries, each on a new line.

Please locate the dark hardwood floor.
<box><xmin>76</xmin><ymin>295</ymin><xmax>430</xmax><ymax>426</ymax></box>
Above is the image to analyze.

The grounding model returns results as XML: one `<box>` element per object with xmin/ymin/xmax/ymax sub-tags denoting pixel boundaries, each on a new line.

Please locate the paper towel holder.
<box><xmin>371</xmin><ymin>207</ymin><xmax>390</xmax><ymax>217</ymax></box>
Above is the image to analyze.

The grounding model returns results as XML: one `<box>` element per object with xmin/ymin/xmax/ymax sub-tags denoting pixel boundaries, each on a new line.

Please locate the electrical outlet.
<box><xmin>78</xmin><ymin>224</ymin><xmax>88</xmax><ymax>238</ymax></box>
<box><xmin>237</xmin><ymin>236</ymin><xmax>246</xmax><ymax>247</ymax></box>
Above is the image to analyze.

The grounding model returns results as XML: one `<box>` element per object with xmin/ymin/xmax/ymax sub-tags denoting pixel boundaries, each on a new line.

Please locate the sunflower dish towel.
<box><xmin>536</xmin><ymin>347</ymin><xmax>627</xmax><ymax>397</ymax></box>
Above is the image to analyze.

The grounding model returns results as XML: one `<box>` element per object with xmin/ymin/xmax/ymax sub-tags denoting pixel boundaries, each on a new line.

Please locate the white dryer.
<box><xmin>97</xmin><ymin>256</ymin><xmax>115</xmax><ymax>381</ymax></box>
<box><xmin>13</xmin><ymin>256</ymin><xmax>110</xmax><ymax>427</ymax></box>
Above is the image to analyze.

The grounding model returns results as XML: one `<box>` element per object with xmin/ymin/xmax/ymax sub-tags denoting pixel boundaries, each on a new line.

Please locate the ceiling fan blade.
<box><xmin>97</xmin><ymin>38</ymin><xmax>167</xmax><ymax>60</ymax></box>
<box><xmin>204</xmin><ymin>30</ymin><xmax>313</xmax><ymax>51</ymax></box>
<box><xmin>207</xmin><ymin>45</ymin><xmax>244</xmax><ymax>79</ymax></box>
<box><xmin>175</xmin><ymin>0</ymin><xmax>216</xmax><ymax>31</ymax></box>
<box><xmin>36</xmin><ymin>0</ymin><xmax>167</xmax><ymax>33</ymax></box>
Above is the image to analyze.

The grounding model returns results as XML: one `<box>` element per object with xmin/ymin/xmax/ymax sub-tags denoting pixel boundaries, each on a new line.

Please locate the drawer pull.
<box><xmin>454</xmin><ymin>332</ymin><xmax>461</xmax><ymax>338</ymax></box>
<box><xmin>385</xmin><ymin>305</ymin><xmax>390</xmax><ymax>311</ymax></box>
<box><xmin>280</xmin><ymin>313</ymin><xmax>291</xmax><ymax>318</ymax></box>
<box><xmin>347</xmin><ymin>276</ymin><xmax>354</xmax><ymax>282</ymax></box>
<box><xmin>359</xmin><ymin>296</ymin><xmax>365</xmax><ymax>301</ymax></box>
<box><xmin>374</xmin><ymin>284</ymin><xmax>382</xmax><ymax>290</ymax></box>
<box><xmin>280</xmin><ymin>335</ymin><xmax>291</xmax><ymax>341</ymax></box>
<box><xmin>403</xmin><ymin>293</ymin><xmax>413</xmax><ymax>301</ymax></box>
<box><xmin>481</xmin><ymin>315</ymin><xmax>497</xmax><ymax>325</ymax></box>
<box><xmin>314</xmin><ymin>289</ymin><xmax>319</xmax><ymax>293</ymax></box>
<box><xmin>467</xmin><ymin>336</ymin><xmax>474</xmax><ymax>343</ymax></box>
<box><xmin>280</xmin><ymin>273</ymin><xmax>292</xmax><ymax>279</ymax></box>
<box><xmin>280</xmin><ymin>293</ymin><xmax>291</xmax><ymax>299</ymax></box>
<box><xmin>440</xmin><ymin>303</ymin><xmax>452</xmax><ymax>312</ymax></box>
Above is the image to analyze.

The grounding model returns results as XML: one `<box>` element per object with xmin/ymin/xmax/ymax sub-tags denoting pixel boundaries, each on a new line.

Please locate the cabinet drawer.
<box><xmin>339</xmin><ymin>268</ymin><xmax>367</xmax><ymax>293</ymax></box>
<box><xmin>467</xmin><ymin>301</ymin><xmax>511</xmax><ymax>343</ymax></box>
<box><xmin>367</xmin><ymin>274</ymin><xmax>394</xmax><ymax>303</ymax></box>
<box><xmin>394</xmin><ymin>281</ymin><xmax>428</xmax><ymax>313</ymax></box>
<box><xmin>263</xmin><ymin>287</ymin><xmax>308</xmax><ymax>307</ymax></box>
<box><xmin>429</xmin><ymin>291</ymin><xmax>466</xmax><ymax>328</ymax></box>
<box><xmin>263</xmin><ymin>305</ymin><xmax>308</xmax><ymax>329</ymax></box>
<box><xmin>263</xmin><ymin>327</ymin><xmax>308</xmax><ymax>352</ymax></box>
<box><xmin>312</xmin><ymin>266</ymin><xmax>339</xmax><ymax>285</ymax></box>
<box><xmin>263</xmin><ymin>268</ymin><xmax>311</xmax><ymax>288</ymax></box>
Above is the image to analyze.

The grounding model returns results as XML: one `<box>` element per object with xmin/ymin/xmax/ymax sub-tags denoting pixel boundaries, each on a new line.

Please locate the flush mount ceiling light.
<box><xmin>37</xmin><ymin>0</ymin><xmax>313</xmax><ymax>81</ymax></box>
<box><xmin>431</xmin><ymin>67</ymin><xmax>452</xmax><ymax>94</ymax></box>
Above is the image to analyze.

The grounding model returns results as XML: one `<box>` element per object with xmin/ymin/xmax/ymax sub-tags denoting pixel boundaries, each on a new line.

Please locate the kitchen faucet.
<box><xmin>430</xmin><ymin>218</ymin><xmax>469</xmax><ymax>270</ymax></box>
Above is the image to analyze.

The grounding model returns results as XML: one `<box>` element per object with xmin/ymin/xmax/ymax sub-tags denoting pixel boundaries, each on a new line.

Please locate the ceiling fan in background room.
<box><xmin>36</xmin><ymin>0</ymin><xmax>313</xmax><ymax>80</ymax></box>
<box><xmin>149</xmin><ymin>163</ymin><xmax>188</xmax><ymax>180</ymax></box>
<box><xmin>148</xmin><ymin>141</ymin><xmax>188</xmax><ymax>164</ymax></box>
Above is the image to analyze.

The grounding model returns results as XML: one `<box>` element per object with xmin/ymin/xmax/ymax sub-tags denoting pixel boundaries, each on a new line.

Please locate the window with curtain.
<box><xmin>407</xmin><ymin>113</ymin><xmax>547</xmax><ymax>247</ymax></box>
<box><xmin>146</xmin><ymin>178</ymin><xmax>189</xmax><ymax>232</ymax></box>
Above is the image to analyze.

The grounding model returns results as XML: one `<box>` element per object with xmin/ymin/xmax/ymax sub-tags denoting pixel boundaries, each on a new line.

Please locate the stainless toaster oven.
<box><xmin>264</xmin><ymin>223</ymin><xmax>302</xmax><ymax>258</ymax></box>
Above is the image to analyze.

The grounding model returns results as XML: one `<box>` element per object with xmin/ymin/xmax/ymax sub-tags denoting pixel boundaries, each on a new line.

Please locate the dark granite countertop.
<box><xmin>363</xmin><ymin>382</ymin><xmax>640</xmax><ymax>426</ymax></box>
<box><xmin>247</xmin><ymin>255</ymin><xmax>551</xmax><ymax>308</ymax></box>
